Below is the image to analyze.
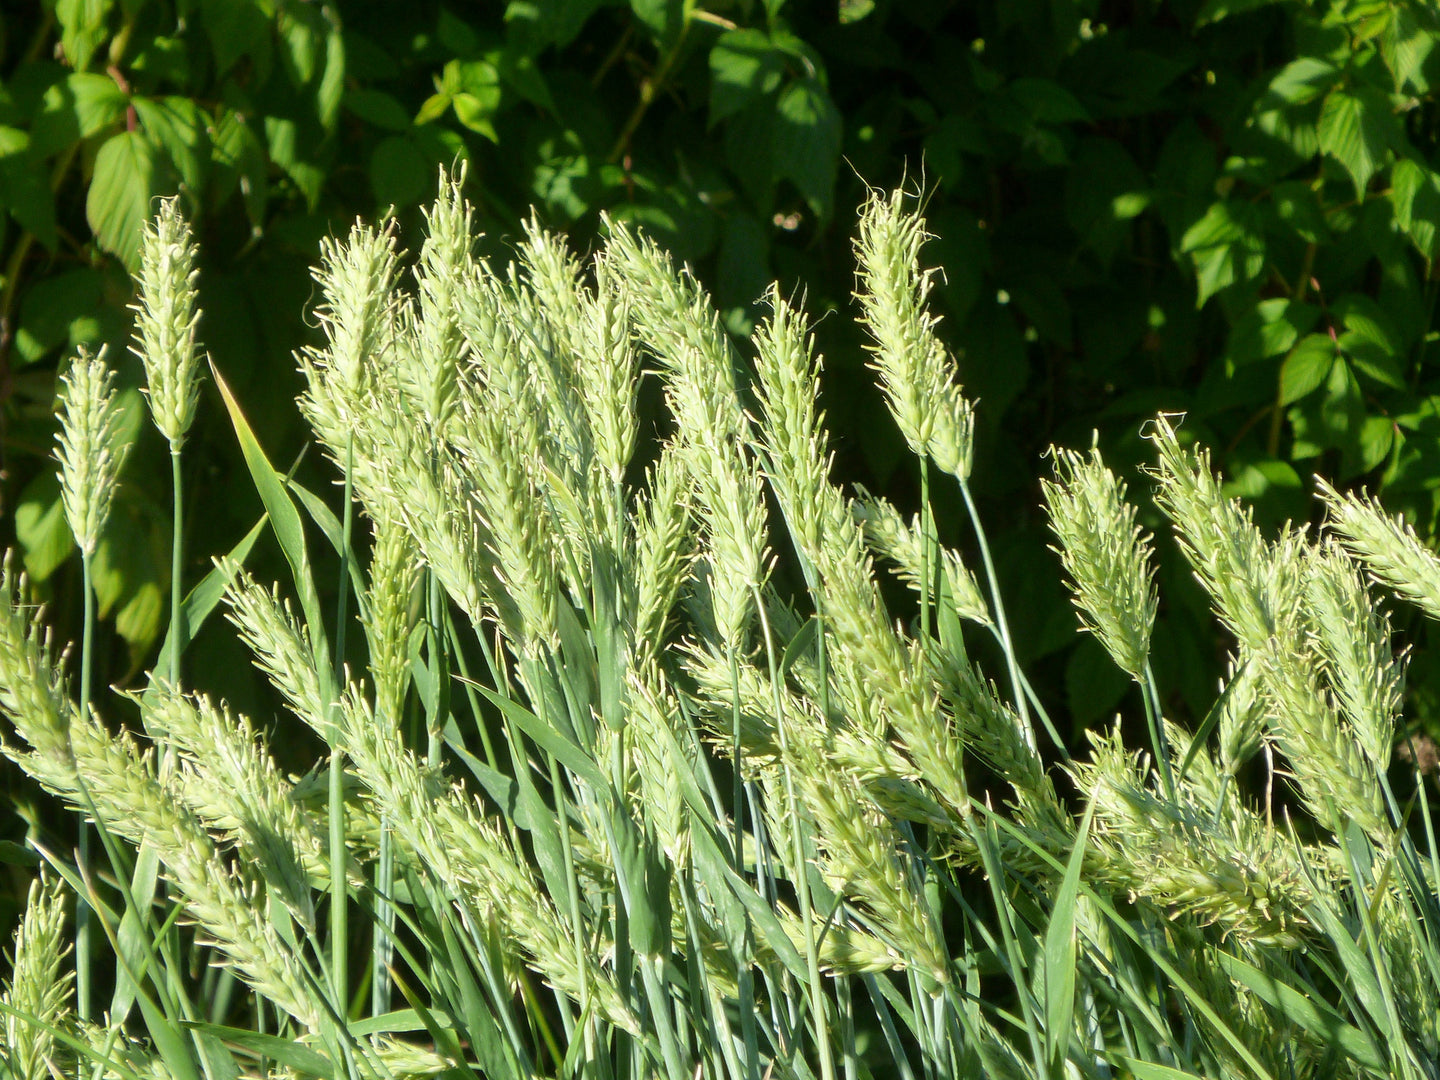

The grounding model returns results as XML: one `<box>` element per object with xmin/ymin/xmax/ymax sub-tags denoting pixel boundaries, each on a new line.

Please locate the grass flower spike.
<box><xmin>54</xmin><ymin>348</ymin><xmax>128</xmax><ymax>557</ymax></box>
<box><xmin>854</xmin><ymin>186</ymin><xmax>975</xmax><ymax>481</ymax></box>
<box><xmin>131</xmin><ymin>197</ymin><xmax>203</xmax><ymax>449</ymax></box>
<box><xmin>1042</xmin><ymin>443</ymin><xmax>1157</xmax><ymax>681</ymax></box>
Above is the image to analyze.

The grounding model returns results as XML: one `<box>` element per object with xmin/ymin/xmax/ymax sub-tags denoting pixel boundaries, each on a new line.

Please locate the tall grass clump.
<box><xmin>1</xmin><ymin>174</ymin><xmax>1438</xmax><ymax>1080</ymax></box>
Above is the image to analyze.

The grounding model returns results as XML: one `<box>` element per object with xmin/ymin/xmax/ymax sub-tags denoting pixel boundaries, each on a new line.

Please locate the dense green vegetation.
<box><xmin>4</xmin><ymin>0</ymin><xmax>1440</xmax><ymax>1072</ymax></box>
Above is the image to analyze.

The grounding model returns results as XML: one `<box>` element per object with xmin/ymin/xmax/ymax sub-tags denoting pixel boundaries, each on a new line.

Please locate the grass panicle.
<box><xmin>130</xmin><ymin>197</ymin><xmax>203</xmax><ymax>450</ymax></box>
<box><xmin>1</xmin><ymin>878</ymin><xmax>71</xmax><ymax>1080</ymax></box>
<box><xmin>1041</xmin><ymin>443</ymin><xmax>1157</xmax><ymax>681</ymax></box>
<box><xmin>54</xmin><ymin>348</ymin><xmax>128</xmax><ymax>558</ymax></box>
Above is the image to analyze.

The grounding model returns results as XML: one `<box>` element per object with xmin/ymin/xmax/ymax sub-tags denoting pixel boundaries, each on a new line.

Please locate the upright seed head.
<box><xmin>55</xmin><ymin>347</ymin><xmax>130</xmax><ymax>556</ymax></box>
<box><xmin>310</xmin><ymin>218</ymin><xmax>402</xmax><ymax>409</ymax></box>
<box><xmin>131</xmin><ymin>197</ymin><xmax>204</xmax><ymax>449</ymax></box>
<box><xmin>1041</xmin><ymin>442</ymin><xmax>1157</xmax><ymax>681</ymax></box>
<box><xmin>854</xmin><ymin>187</ymin><xmax>975</xmax><ymax>481</ymax></box>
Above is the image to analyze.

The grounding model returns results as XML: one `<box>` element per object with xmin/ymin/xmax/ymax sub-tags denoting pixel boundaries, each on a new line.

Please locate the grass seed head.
<box><xmin>1042</xmin><ymin>443</ymin><xmax>1157</xmax><ymax>681</ymax></box>
<box><xmin>131</xmin><ymin>197</ymin><xmax>203</xmax><ymax>449</ymax></box>
<box><xmin>55</xmin><ymin>347</ymin><xmax>129</xmax><ymax>557</ymax></box>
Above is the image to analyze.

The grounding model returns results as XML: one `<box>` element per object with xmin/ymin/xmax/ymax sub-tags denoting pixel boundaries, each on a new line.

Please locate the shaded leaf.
<box><xmin>370</xmin><ymin>136</ymin><xmax>430</xmax><ymax>209</ymax></box>
<box><xmin>1319</xmin><ymin>86</ymin><xmax>1395</xmax><ymax>199</ymax></box>
<box><xmin>1280</xmin><ymin>332</ymin><xmax>1339</xmax><ymax>405</ymax></box>
<box><xmin>1390</xmin><ymin>157</ymin><xmax>1440</xmax><ymax>260</ymax></box>
<box><xmin>133</xmin><ymin>96</ymin><xmax>208</xmax><ymax>195</ymax></box>
<box><xmin>710</xmin><ymin>29</ymin><xmax>788</xmax><ymax>127</ymax></box>
<box><xmin>86</xmin><ymin>130</ymin><xmax>160</xmax><ymax>272</ymax></box>
<box><xmin>1180</xmin><ymin>200</ymin><xmax>1266</xmax><ymax>306</ymax></box>
<box><xmin>15</xmin><ymin>471</ymin><xmax>74</xmax><ymax>582</ymax></box>
<box><xmin>773</xmin><ymin>77</ymin><xmax>841</xmax><ymax>219</ymax></box>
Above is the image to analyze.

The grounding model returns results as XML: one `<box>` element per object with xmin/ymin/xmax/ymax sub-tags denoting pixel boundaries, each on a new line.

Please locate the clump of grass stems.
<box><xmin>0</xmin><ymin>174</ymin><xmax>1437</xmax><ymax>1080</ymax></box>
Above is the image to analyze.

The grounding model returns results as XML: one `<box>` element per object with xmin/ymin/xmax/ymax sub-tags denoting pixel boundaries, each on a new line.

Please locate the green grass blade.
<box><xmin>1214</xmin><ymin>951</ymin><xmax>1386</xmax><ymax>1075</ymax></box>
<box><xmin>147</xmin><ymin>513</ymin><xmax>268</xmax><ymax>698</ymax></box>
<box><xmin>211</xmin><ymin>363</ymin><xmax>332</xmax><ymax>677</ymax></box>
<box><xmin>1110</xmin><ymin>1057</ymin><xmax>1205</xmax><ymax>1079</ymax></box>
<box><xmin>182</xmin><ymin>1025</ymin><xmax>330</xmax><ymax>1077</ymax></box>
<box><xmin>1044</xmin><ymin>797</ymin><xmax>1095</xmax><ymax>1076</ymax></box>
<box><xmin>977</xmin><ymin>801</ymin><xmax>1277</xmax><ymax>1080</ymax></box>
<box><xmin>472</xmin><ymin>682</ymin><xmax>608</xmax><ymax>791</ymax></box>
<box><xmin>286</xmin><ymin>477</ymin><xmax>370</xmax><ymax>623</ymax></box>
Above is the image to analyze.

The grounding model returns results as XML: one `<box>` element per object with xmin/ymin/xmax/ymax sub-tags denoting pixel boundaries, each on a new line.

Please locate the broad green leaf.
<box><xmin>1390</xmin><ymin>158</ymin><xmax>1440</xmax><ymax>259</ymax></box>
<box><xmin>1008</xmin><ymin>77</ymin><xmax>1091</xmax><ymax>123</ymax></box>
<box><xmin>1180</xmin><ymin>201</ymin><xmax>1265</xmax><ymax>306</ymax></box>
<box><xmin>1319</xmin><ymin>87</ymin><xmax>1395</xmax><ymax>199</ymax></box>
<box><xmin>31</xmin><ymin>72</ymin><xmax>129</xmax><ymax>159</ymax></box>
<box><xmin>92</xmin><ymin>489</ymin><xmax>170</xmax><ymax>663</ymax></box>
<box><xmin>1281</xmin><ymin>333</ymin><xmax>1340</xmax><ymax>405</ymax></box>
<box><xmin>709</xmin><ymin>29</ymin><xmax>788</xmax><ymax>127</ymax></box>
<box><xmin>197</xmin><ymin>0</ymin><xmax>271</xmax><ymax>78</ymax></box>
<box><xmin>15</xmin><ymin>470</ymin><xmax>74</xmax><ymax>582</ymax></box>
<box><xmin>1336</xmin><ymin>294</ymin><xmax>1406</xmax><ymax>389</ymax></box>
<box><xmin>1221</xmin><ymin>457</ymin><xmax>1304</xmax><ymax>503</ymax></box>
<box><xmin>0</xmin><ymin>128</ymin><xmax>58</xmax><ymax>249</ymax></box>
<box><xmin>86</xmin><ymin>130</ymin><xmax>159</xmax><ymax>272</ymax></box>
<box><xmin>494</xmin><ymin>48</ymin><xmax>556</xmax><ymax>112</ymax></box>
<box><xmin>1065</xmin><ymin>636</ymin><xmax>1131</xmax><ymax>725</ymax></box>
<box><xmin>1065</xmin><ymin>137</ymin><xmax>1147</xmax><ymax>264</ymax></box>
<box><xmin>133</xmin><ymin>96</ymin><xmax>208</xmax><ymax>195</ymax></box>
<box><xmin>503</xmin><ymin>0</ymin><xmax>605</xmax><ymax>51</ymax></box>
<box><xmin>209</xmin><ymin>109</ymin><xmax>267</xmax><ymax>229</ymax></box>
<box><xmin>1271</xmin><ymin>180</ymin><xmax>1330</xmax><ymax>244</ymax></box>
<box><xmin>840</xmin><ymin>0</ymin><xmax>876</xmax><ymax>22</ymax></box>
<box><xmin>773</xmin><ymin>77</ymin><xmax>841</xmax><ymax>219</ymax></box>
<box><xmin>630</xmin><ymin>0</ymin><xmax>684</xmax><ymax>45</ymax></box>
<box><xmin>1357</xmin><ymin>414</ymin><xmax>1396</xmax><ymax>472</ymax></box>
<box><xmin>1381</xmin><ymin>5</ymin><xmax>1435</xmax><ymax>92</ymax></box>
<box><xmin>128</xmin><ymin>34</ymin><xmax>192</xmax><ymax>85</ymax></box>
<box><xmin>1319</xmin><ymin>353</ymin><xmax>1364</xmax><ymax>448</ymax></box>
<box><xmin>1195</xmin><ymin>0</ymin><xmax>1282</xmax><ymax>23</ymax></box>
<box><xmin>264</xmin><ymin>116</ymin><xmax>325</xmax><ymax>207</ymax></box>
<box><xmin>0</xmin><ymin>840</ymin><xmax>38</xmax><ymax>867</ymax></box>
<box><xmin>344</xmin><ymin>88</ymin><xmax>413</xmax><ymax>132</ymax></box>
<box><xmin>1225</xmin><ymin>298</ymin><xmax>1319</xmax><ymax>369</ymax></box>
<box><xmin>370</xmin><ymin>135</ymin><xmax>431</xmax><ymax>208</ymax></box>
<box><xmin>55</xmin><ymin>0</ymin><xmax>115</xmax><ymax>72</ymax></box>
<box><xmin>1264</xmin><ymin>56</ymin><xmax>1340</xmax><ymax>106</ymax></box>
<box><xmin>13</xmin><ymin>267</ymin><xmax>105</xmax><ymax>363</ymax></box>
<box><xmin>413</xmin><ymin>92</ymin><xmax>452</xmax><ymax>125</ymax></box>
<box><xmin>451</xmin><ymin>94</ymin><xmax>499</xmax><ymax>142</ymax></box>
<box><xmin>317</xmin><ymin>17</ymin><xmax>346</xmax><ymax>130</ymax></box>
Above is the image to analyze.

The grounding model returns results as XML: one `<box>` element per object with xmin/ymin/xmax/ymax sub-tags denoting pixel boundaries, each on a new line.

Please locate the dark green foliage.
<box><xmin>2</xmin><ymin>0</ymin><xmax>1440</xmax><ymax>744</ymax></box>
